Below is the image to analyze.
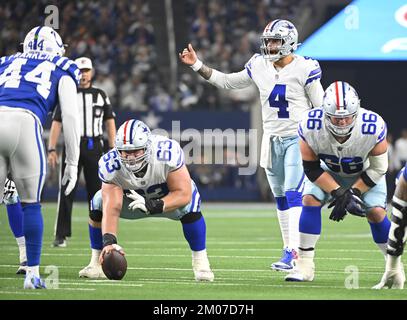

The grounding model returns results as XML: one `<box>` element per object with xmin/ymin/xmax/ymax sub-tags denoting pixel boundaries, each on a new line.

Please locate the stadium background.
<box><xmin>0</xmin><ymin>0</ymin><xmax>405</xmax><ymax>202</ymax></box>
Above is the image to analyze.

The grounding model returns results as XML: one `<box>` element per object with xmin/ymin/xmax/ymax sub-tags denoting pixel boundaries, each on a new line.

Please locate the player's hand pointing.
<box><xmin>179</xmin><ymin>43</ymin><xmax>198</xmax><ymax>66</ymax></box>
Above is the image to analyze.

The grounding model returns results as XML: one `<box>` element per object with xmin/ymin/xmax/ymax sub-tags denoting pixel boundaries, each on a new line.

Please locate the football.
<box><xmin>101</xmin><ymin>250</ymin><xmax>127</xmax><ymax>280</ymax></box>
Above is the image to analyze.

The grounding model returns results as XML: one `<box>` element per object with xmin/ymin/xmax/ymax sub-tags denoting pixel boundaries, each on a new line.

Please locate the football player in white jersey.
<box><xmin>179</xmin><ymin>20</ymin><xmax>324</xmax><ymax>271</ymax></box>
<box><xmin>285</xmin><ymin>81</ymin><xmax>391</xmax><ymax>282</ymax></box>
<box><xmin>373</xmin><ymin>165</ymin><xmax>406</xmax><ymax>289</ymax></box>
<box><xmin>78</xmin><ymin>120</ymin><xmax>214</xmax><ymax>282</ymax></box>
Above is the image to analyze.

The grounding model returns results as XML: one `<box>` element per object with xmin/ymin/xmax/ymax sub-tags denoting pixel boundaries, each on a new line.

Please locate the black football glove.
<box><xmin>328</xmin><ymin>187</ymin><xmax>348</xmax><ymax>222</ymax></box>
<box><xmin>345</xmin><ymin>188</ymin><xmax>366</xmax><ymax>217</ymax></box>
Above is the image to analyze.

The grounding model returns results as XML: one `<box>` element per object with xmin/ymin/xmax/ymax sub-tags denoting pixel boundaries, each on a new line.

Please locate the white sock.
<box><xmin>15</xmin><ymin>236</ymin><xmax>27</xmax><ymax>263</ymax></box>
<box><xmin>27</xmin><ymin>266</ymin><xmax>40</xmax><ymax>278</ymax></box>
<box><xmin>299</xmin><ymin>232</ymin><xmax>320</xmax><ymax>251</ymax></box>
<box><xmin>192</xmin><ymin>249</ymin><xmax>208</xmax><ymax>260</ymax></box>
<box><xmin>277</xmin><ymin>209</ymin><xmax>290</xmax><ymax>249</ymax></box>
<box><xmin>298</xmin><ymin>248</ymin><xmax>315</xmax><ymax>260</ymax></box>
<box><xmin>288</xmin><ymin>206</ymin><xmax>301</xmax><ymax>251</ymax></box>
<box><xmin>376</xmin><ymin>243</ymin><xmax>388</xmax><ymax>257</ymax></box>
<box><xmin>91</xmin><ymin>249</ymin><xmax>102</xmax><ymax>265</ymax></box>
<box><xmin>386</xmin><ymin>255</ymin><xmax>402</xmax><ymax>270</ymax></box>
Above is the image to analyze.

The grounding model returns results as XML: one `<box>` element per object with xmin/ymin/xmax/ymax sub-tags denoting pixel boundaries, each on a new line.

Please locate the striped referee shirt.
<box><xmin>53</xmin><ymin>87</ymin><xmax>115</xmax><ymax>138</ymax></box>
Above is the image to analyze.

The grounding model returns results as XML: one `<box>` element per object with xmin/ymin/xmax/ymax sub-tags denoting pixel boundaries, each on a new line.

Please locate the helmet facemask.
<box><xmin>117</xmin><ymin>140</ymin><xmax>151</xmax><ymax>173</ymax></box>
<box><xmin>325</xmin><ymin>111</ymin><xmax>358</xmax><ymax>137</ymax></box>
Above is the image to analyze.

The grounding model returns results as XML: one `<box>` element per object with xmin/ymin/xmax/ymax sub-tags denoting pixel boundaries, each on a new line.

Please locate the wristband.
<box><xmin>103</xmin><ymin>233</ymin><xmax>117</xmax><ymax>247</ymax></box>
<box><xmin>190</xmin><ymin>59</ymin><xmax>203</xmax><ymax>72</ymax></box>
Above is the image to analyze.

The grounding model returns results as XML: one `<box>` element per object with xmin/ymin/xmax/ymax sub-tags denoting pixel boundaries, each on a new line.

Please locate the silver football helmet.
<box><xmin>260</xmin><ymin>19</ymin><xmax>299</xmax><ymax>62</ymax></box>
<box><xmin>323</xmin><ymin>81</ymin><xmax>360</xmax><ymax>137</ymax></box>
<box><xmin>115</xmin><ymin>120</ymin><xmax>151</xmax><ymax>173</ymax></box>
<box><xmin>23</xmin><ymin>26</ymin><xmax>66</xmax><ymax>56</ymax></box>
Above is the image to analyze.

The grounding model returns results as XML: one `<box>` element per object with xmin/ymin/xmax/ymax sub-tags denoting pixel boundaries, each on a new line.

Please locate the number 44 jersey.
<box><xmin>298</xmin><ymin>107</ymin><xmax>387</xmax><ymax>177</ymax></box>
<box><xmin>98</xmin><ymin>134</ymin><xmax>201</xmax><ymax>213</ymax></box>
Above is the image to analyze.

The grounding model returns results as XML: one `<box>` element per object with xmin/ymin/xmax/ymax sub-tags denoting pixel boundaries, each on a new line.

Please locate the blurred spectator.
<box><xmin>395</xmin><ymin>129</ymin><xmax>407</xmax><ymax>167</ymax></box>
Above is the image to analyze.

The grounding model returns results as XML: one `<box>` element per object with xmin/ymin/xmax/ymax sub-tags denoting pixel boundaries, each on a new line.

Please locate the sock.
<box><xmin>16</xmin><ymin>236</ymin><xmax>27</xmax><ymax>263</ymax></box>
<box><xmin>286</xmin><ymin>191</ymin><xmax>302</xmax><ymax>251</ymax></box>
<box><xmin>386</xmin><ymin>255</ymin><xmax>402</xmax><ymax>270</ymax></box>
<box><xmin>7</xmin><ymin>201</ymin><xmax>24</xmax><ymax>238</ymax></box>
<box><xmin>182</xmin><ymin>216</ymin><xmax>206</xmax><ymax>251</ymax></box>
<box><xmin>299</xmin><ymin>206</ymin><xmax>322</xmax><ymax>251</ymax></box>
<box><xmin>192</xmin><ymin>249</ymin><xmax>208</xmax><ymax>260</ymax></box>
<box><xmin>89</xmin><ymin>224</ymin><xmax>103</xmax><ymax>250</ymax></box>
<box><xmin>27</xmin><ymin>265</ymin><xmax>40</xmax><ymax>278</ymax></box>
<box><xmin>91</xmin><ymin>249</ymin><xmax>102</xmax><ymax>265</ymax></box>
<box><xmin>369</xmin><ymin>215</ymin><xmax>391</xmax><ymax>256</ymax></box>
<box><xmin>22</xmin><ymin>203</ymin><xmax>43</xmax><ymax>267</ymax></box>
<box><xmin>275</xmin><ymin>197</ymin><xmax>289</xmax><ymax>249</ymax></box>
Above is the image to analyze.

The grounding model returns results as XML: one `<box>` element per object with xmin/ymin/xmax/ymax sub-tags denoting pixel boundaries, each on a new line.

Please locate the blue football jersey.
<box><xmin>0</xmin><ymin>52</ymin><xmax>80</xmax><ymax>125</ymax></box>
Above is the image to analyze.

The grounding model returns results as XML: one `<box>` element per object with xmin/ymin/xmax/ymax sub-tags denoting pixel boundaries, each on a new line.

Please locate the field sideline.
<box><xmin>0</xmin><ymin>203</ymin><xmax>405</xmax><ymax>300</ymax></box>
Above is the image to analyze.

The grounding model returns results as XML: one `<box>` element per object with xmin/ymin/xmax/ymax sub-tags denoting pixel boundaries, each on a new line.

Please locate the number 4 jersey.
<box><xmin>298</xmin><ymin>107</ymin><xmax>387</xmax><ymax>177</ymax></box>
<box><xmin>98</xmin><ymin>134</ymin><xmax>201</xmax><ymax>213</ymax></box>
<box><xmin>0</xmin><ymin>52</ymin><xmax>80</xmax><ymax>125</ymax></box>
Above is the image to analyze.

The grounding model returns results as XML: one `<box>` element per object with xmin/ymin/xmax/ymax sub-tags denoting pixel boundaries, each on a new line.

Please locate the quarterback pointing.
<box><xmin>180</xmin><ymin>20</ymin><xmax>324</xmax><ymax>270</ymax></box>
<box><xmin>286</xmin><ymin>81</ymin><xmax>391</xmax><ymax>282</ymax></box>
<box><xmin>79</xmin><ymin>119</ymin><xmax>214</xmax><ymax>282</ymax></box>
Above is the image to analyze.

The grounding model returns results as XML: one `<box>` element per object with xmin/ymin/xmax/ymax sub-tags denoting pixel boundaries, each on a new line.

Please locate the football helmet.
<box><xmin>260</xmin><ymin>19</ymin><xmax>299</xmax><ymax>62</ymax></box>
<box><xmin>323</xmin><ymin>81</ymin><xmax>360</xmax><ymax>137</ymax></box>
<box><xmin>115</xmin><ymin>119</ymin><xmax>151</xmax><ymax>173</ymax></box>
<box><xmin>23</xmin><ymin>26</ymin><xmax>66</xmax><ymax>56</ymax></box>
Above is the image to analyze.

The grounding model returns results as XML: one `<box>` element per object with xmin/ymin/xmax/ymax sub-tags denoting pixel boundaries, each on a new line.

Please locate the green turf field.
<box><xmin>0</xmin><ymin>203</ymin><xmax>405</xmax><ymax>300</ymax></box>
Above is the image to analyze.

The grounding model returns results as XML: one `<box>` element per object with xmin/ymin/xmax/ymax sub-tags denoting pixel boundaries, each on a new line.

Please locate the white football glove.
<box><xmin>372</xmin><ymin>268</ymin><xmax>405</xmax><ymax>289</ymax></box>
<box><xmin>127</xmin><ymin>190</ymin><xmax>147</xmax><ymax>213</ymax></box>
<box><xmin>62</xmin><ymin>164</ymin><xmax>78</xmax><ymax>196</ymax></box>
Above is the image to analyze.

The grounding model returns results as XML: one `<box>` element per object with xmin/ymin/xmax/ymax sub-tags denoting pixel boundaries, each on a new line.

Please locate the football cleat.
<box><xmin>271</xmin><ymin>248</ymin><xmax>297</xmax><ymax>272</ymax></box>
<box><xmin>285</xmin><ymin>258</ymin><xmax>315</xmax><ymax>282</ymax></box>
<box><xmin>16</xmin><ymin>261</ymin><xmax>27</xmax><ymax>275</ymax></box>
<box><xmin>372</xmin><ymin>267</ymin><xmax>405</xmax><ymax>289</ymax></box>
<box><xmin>79</xmin><ymin>264</ymin><xmax>107</xmax><ymax>279</ymax></box>
<box><xmin>52</xmin><ymin>236</ymin><xmax>67</xmax><ymax>248</ymax></box>
<box><xmin>24</xmin><ymin>274</ymin><xmax>46</xmax><ymax>289</ymax></box>
<box><xmin>192</xmin><ymin>257</ymin><xmax>214</xmax><ymax>282</ymax></box>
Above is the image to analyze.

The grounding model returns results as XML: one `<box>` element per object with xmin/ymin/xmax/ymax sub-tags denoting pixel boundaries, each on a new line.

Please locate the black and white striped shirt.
<box><xmin>53</xmin><ymin>87</ymin><xmax>115</xmax><ymax>138</ymax></box>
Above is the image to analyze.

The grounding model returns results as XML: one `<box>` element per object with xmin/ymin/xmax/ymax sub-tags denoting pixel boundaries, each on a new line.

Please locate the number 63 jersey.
<box><xmin>298</xmin><ymin>107</ymin><xmax>387</xmax><ymax>177</ymax></box>
<box><xmin>98</xmin><ymin>134</ymin><xmax>201</xmax><ymax>214</ymax></box>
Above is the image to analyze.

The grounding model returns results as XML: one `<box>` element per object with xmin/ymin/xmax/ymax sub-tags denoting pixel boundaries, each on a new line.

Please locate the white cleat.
<box><xmin>285</xmin><ymin>258</ymin><xmax>315</xmax><ymax>282</ymax></box>
<box><xmin>24</xmin><ymin>273</ymin><xmax>46</xmax><ymax>289</ymax></box>
<box><xmin>372</xmin><ymin>268</ymin><xmax>405</xmax><ymax>289</ymax></box>
<box><xmin>79</xmin><ymin>264</ymin><xmax>107</xmax><ymax>279</ymax></box>
<box><xmin>192</xmin><ymin>258</ymin><xmax>214</xmax><ymax>282</ymax></box>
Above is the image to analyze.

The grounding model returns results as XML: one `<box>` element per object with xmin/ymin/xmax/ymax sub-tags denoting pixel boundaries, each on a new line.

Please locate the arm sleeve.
<box><xmin>58</xmin><ymin>75</ymin><xmax>80</xmax><ymax>166</ymax></box>
<box><xmin>100</xmin><ymin>90</ymin><xmax>115</xmax><ymax>121</ymax></box>
<box><xmin>305</xmin><ymin>80</ymin><xmax>324</xmax><ymax>108</ymax></box>
<box><xmin>52</xmin><ymin>104</ymin><xmax>62</xmax><ymax>122</ymax></box>
<box><xmin>207</xmin><ymin>69</ymin><xmax>253</xmax><ymax>89</ymax></box>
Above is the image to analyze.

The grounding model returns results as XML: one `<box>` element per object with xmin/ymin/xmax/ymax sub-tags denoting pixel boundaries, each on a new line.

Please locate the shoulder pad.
<box><xmin>98</xmin><ymin>150</ymin><xmax>122</xmax><ymax>183</ymax></box>
<box><xmin>53</xmin><ymin>56</ymin><xmax>81</xmax><ymax>85</ymax></box>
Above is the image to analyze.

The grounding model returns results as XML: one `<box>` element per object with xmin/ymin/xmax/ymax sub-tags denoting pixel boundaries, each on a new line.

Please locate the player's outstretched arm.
<box><xmin>58</xmin><ymin>75</ymin><xmax>80</xmax><ymax>195</ymax></box>
<box><xmin>179</xmin><ymin>43</ymin><xmax>252</xmax><ymax>89</ymax></box>
<box><xmin>100</xmin><ymin>182</ymin><xmax>125</xmax><ymax>263</ymax></box>
<box><xmin>162</xmin><ymin>165</ymin><xmax>192</xmax><ymax>212</ymax></box>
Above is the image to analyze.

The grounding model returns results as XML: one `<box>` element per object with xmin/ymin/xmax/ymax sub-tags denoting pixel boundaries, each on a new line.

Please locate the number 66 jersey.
<box><xmin>298</xmin><ymin>107</ymin><xmax>387</xmax><ymax>177</ymax></box>
<box><xmin>98</xmin><ymin>134</ymin><xmax>201</xmax><ymax>218</ymax></box>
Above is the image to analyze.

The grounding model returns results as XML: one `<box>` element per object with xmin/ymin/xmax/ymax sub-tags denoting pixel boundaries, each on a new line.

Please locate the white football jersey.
<box><xmin>298</xmin><ymin>107</ymin><xmax>387</xmax><ymax>177</ymax></box>
<box><xmin>98</xmin><ymin>134</ymin><xmax>201</xmax><ymax>214</ymax></box>
<box><xmin>245</xmin><ymin>53</ymin><xmax>324</xmax><ymax>137</ymax></box>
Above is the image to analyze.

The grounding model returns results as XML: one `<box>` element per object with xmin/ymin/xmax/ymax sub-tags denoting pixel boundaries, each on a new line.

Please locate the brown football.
<box><xmin>102</xmin><ymin>250</ymin><xmax>127</xmax><ymax>280</ymax></box>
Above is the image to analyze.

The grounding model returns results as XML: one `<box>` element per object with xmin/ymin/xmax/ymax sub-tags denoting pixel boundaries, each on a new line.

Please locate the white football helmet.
<box><xmin>323</xmin><ymin>81</ymin><xmax>361</xmax><ymax>137</ymax></box>
<box><xmin>115</xmin><ymin>120</ymin><xmax>151</xmax><ymax>173</ymax></box>
<box><xmin>260</xmin><ymin>19</ymin><xmax>299</xmax><ymax>62</ymax></box>
<box><xmin>23</xmin><ymin>26</ymin><xmax>66</xmax><ymax>56</ymax></box>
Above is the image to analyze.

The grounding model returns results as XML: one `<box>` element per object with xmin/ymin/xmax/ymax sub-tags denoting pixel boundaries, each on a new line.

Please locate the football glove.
<box><xmin>62</xmin><ymin>164</ymin><xmax>78</xmax><ymax>196</ymax></box>
<box><xmin>127</xmin><ymin>190</ymin><xmax>164</xmax><ymax>215</ymax></box>
<box><xmin>328</xmin><ymin>187</ymin><xmax>348</xmax><ymax>222</ymax></box>
<box><xmin>345</xmin><ymin>188</ymin><xmax>366</xmax><ymax>217</ymax></box>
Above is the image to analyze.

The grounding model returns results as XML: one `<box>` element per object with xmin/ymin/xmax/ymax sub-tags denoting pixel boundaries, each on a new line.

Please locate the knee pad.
<box><xmin>181</xmin><ymin>212</ymin><xmax>203</xmax><ymax>224</ymax></box>
<box><xmin>387</xmin><ymin>197</ymin><xmax>407</xmax><ymax>256</ymax></box>
<box><xmin>89</xmin><ymin>210</ymin><xmax>103</xmax><ymax>222</ymax></box>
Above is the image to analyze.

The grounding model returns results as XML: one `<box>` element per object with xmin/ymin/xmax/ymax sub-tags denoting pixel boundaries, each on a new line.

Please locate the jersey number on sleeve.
<box><xmin>268</xmin><ymin>84</ymin><xmax>289</xmax><ymax>118</ymax></box>
<box><xmin>102</xmin><ymin>150</ymin><xmax>121</xmax><ymax>173</ymax></box>
<box><xmin>0</xmin><ymin>58</ymin><xmax>56</xmax><ymax>99</ymax></box>
<box><xmin>157</xmin><ymin>140</ymin><xmax>172</xmax><ymax>161</ymax></box>
<box><xmin>361</xmin><ymin>113</ymin><xmax>377</xmax><ymax>135</ymax></box>
<box><xmin>306</xmin><ymin>109</ymin><xmax>323</xmax><ymax>130</ymax></box>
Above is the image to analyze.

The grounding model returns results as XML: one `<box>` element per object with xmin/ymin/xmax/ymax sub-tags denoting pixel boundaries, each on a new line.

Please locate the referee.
<box><xmin>47</xmin><ymin>57</ymin><xmax>116</xmax><ymax>247</ymax></box>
